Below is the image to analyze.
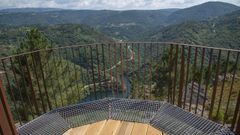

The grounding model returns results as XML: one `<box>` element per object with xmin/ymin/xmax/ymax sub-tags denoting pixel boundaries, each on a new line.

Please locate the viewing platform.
<box><xmin>16</xmin><ymin>98</ymin><xmax>233</xmax><ymax>135</ymax></box>
<box><xmin>1</xmin><ymin>42</ymin><xmax>240</xmax><ymax>135</ymax></box>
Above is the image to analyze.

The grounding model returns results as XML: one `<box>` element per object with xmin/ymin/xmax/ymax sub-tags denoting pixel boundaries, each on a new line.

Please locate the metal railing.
<box><xmin>0</xmin><ymin>42</ymin><xmax>240</xmax><ymax>134</ymax></box>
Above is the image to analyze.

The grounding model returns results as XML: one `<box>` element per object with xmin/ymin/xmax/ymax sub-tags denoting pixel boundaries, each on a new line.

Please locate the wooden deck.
<box><xmin>63</xmin><ymin>119</ymin><xmax>166</xmax><ymax>135</ymax></box>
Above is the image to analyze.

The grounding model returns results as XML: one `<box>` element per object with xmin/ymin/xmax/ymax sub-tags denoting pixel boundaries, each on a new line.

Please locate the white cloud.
<box><xmin>0</xmin><ymin>0</ymin><xmax>239</xmax><ymax>10</ymax></box>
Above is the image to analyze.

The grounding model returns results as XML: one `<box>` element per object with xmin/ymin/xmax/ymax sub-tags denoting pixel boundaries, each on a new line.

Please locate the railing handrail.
<box><xmin>1</xmin><ymin>42</ymin><xmax>240</xmax><ymax>60</ymax></box>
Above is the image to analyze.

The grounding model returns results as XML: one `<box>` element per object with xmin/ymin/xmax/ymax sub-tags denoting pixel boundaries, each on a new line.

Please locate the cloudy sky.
<box><xmin>0</xmin><ymin>0</ymin><xmax>240</xmax><ymax>10</ymax></box>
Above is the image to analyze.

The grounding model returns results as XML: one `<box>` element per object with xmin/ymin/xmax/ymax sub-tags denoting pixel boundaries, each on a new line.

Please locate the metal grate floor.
<box><xmin>17</xmin><ymin>98</ymin><xmax>234</xmax><ymax>135</ymax></box>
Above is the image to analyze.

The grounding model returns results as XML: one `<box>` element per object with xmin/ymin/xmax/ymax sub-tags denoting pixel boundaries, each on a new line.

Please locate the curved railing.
<box><xmin>1</xmin><ymin>42</ymin><xmax>240</xmax><ymax>133</ymax></box>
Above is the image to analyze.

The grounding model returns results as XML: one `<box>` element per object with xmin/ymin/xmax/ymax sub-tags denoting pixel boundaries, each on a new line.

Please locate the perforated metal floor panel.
<box><xmin>17</xmin><ymin>98</ymin><xmax>234</xmax><ymax>135</ymax></box>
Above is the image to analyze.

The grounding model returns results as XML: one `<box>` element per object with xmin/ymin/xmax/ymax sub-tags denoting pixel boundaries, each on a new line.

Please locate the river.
<box><xmin>81</xmin><ymin>74</ymin><xmax>132</xmax><ymax>102</ymax></box>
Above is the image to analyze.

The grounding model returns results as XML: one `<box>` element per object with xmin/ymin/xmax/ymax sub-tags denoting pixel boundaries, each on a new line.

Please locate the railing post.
<box><xmin>178</xmin><ymin>46</ymin><xmax>185</xmax><ymax>107</ymax></box>
<box><xmin>0</xmin><ymin>77</ymin><xmax>17</xmax><ymax>135</ymax></box>
<box><xmin>236</xmin><ymin>112</ymin><xmax>240</xmax><ymax>135</ymax></box>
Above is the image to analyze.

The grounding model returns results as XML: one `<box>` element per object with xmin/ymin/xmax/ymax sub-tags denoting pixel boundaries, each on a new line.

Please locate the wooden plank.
<box><xmin>84</xmin><ymin>120</ymin><xmax>106</xmax><ymax>135</ymax></box>
<box><xmin>114</xmin><ymin>121</ymin><xmax>123</xmax><ymax>135</ymax></box>
<box><xmin>63</xmin><ymin>129</ymin><xmax>73</xmax><ymax>135</ymax></box>
<box><xmin>68</xmin><ymin>124</ymin><xmax>90</xmax><ymax>135</ymax></box>
<box><xmin>99</xmin><ymin>120</ymin><xmax>121</xmax><ymax>135</ymax></box>
<box><xmin>124</xmin><ymin>122</ymin><xmax>134</xmax><ymax>135</ymax></box>
<box><xmin>63</xmin><ymin>120</ymin><xmax>166</xmax><ymax>135</ymax></box>
<box><xmin>131</xmin><ymin>122</ymin><xmax>148</xmax><ymax>135</ymax></box>
<box><xmin>116</xmin><ymin>121</ymin><xmax>134</xmax><ymax>135</ymax></box>
<box><xmin>146</xmin><ymin>125</ymin><xmax>162</xmax><ymax>135</ymax></box>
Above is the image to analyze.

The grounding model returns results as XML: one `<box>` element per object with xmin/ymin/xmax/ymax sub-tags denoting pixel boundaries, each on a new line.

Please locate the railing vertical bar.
<box><xmin>58</xmin><ymin>49</ymin><xmax>68</xmax><ymax>104</ymax></box>
<box><xmin>77</xmin><ymin>47</ymin><xmax>86</xmax><ymax>101</ymax></box>
<box><xmin>189</xmin><ymin>47</ymin><xmax>198</xmax><ymax>112</ymax></box>
<box><xmin>126</xmin><ymin>43</ymin><xmax>128</xmax><ymax>76</ymax></box>
<box><xmin>202</xmin><ymin>49</ymin><xmax>213</xmax><ymax>116</ymax></box>
<box><xmin>95</xmin><ymin>44</ymin><xmax>102</xmax><ymax>99</ymax></box>
<box><xmin>24</xmin><ymin>55</ymin><xmax>40</xmax><ymax>115</ymax></box>
<box><xmin>52</xmin><ymin>51</ymin><xmax>63</xmax><ymax>107</ymax></box>
<box><xmin>183</xmin><ymin>46</ymin><xmax>191</xmax><ymax>109</ymax></box>
<box><xmin>39</xmin><ymin>53</ymin><xmax>52</xmax><ymax>110</ymax></box>
<box><xmin>2</xmin><ymin>59</ymin><xmax>21</xmax><ymax>124</ymax></box>
<box><xmin>90</xmin><ymin>46</ymin><xmax>97</xmax><ymax>100</ymax></box>
<box><xmin>125</xmin><ymin>43</ymin><xmax>129</xmax><ymax>97</ymax></box>
<box><xmin>178</xmin><ymin>45</ymin><xmax>185</xmax><ymax>107</ymax></box>
<box><xmin>216</xmin><ymin>51</ymin><xmax>230</xmax><ymax>119</ymax></box>
<box><xmin>232</xmin><ymin>89</ymin><xmax>240</xmax><ymax>131</ymax></box>
<box><xmin>195</xmin><ymin>48</ymin><xmax>205</xmax><ymax>114</ymax></box>
<box><xmin>65</xmin><ymin>48</ymin><xmax>74</xmax><ymax>103</ymax></box>
<box><xmin>101</xmin><ymin>44</ymin><xmax>107</xmax><ymax>97</ymax></box>
<box><xmin>173</xmin><ymin>45</ymin><xmax>179</xmax><ymax>104</ymax></box>
<box><xmin>71</xmin><ymin>48</ymin><xmax>81</xmax><ymax>101</ymax></box>
<box><xmin>17</xmin><ymin>56</ymin><xmax>35</xmax><ymax>118</ymax></box>
<box><xmin>46</xmin><ymin>54</ymin><xmax>58</xmax><ymax>108</ymax></box>
<box><xmin>120</xmin><ymin>43</ymin><xmax>124</xmax><ymax>98</ymax></box>
<box><xmin>143</xmin><ymin>43</ymin><xmax>147</xmax><ymax>99</ymax></box>
<box><xmin>108</xmin><ymin>44</ymin><xmax>114</xmax><ymax>97</ymax></box>
<box><xmin>10</xmin><ymin>58</ymin><xmax>24</xmax><ymax>125</ymax></box>
<box><xmin>137</xmin><ymin>43</ymin><xmax>140</xmax><ymax>98</ymax></box>
<box><xmin>95</xmin><ymin>45</ymin><xmax>103</xmax><ymax>98</ymax></box>
<box><xmin>149</xmin><ymin>43</ymin><xmax>153</xmax><ymax>99</ymax></box>
<box><xmin>167</xmin><ymin>45</ymin><xmax>173</xmax><ymax>103</ymax></box>
<box><xmin>62</xmin><ymin>49</ymin><xmax>70</xmax><ymax>104</ymax></box>
<box><xmin>83</xmin><ymin>46</ymin><xmax>92</xmax><ymax>101</ymax></box>
<box><xmin>131</xmin><ymin>43</ymin><xmax>135</xmax><ymax>98</ymax></box>
<box><xmin>224</xmin><ymin>52</ymin><xmax>239</xmax><ymax>125</ymax></box>
<box><xmin>114</xmin><ymin>43</ymin><xmax>119</xmax><ymax>97</ymax></box>
<box><xmin>236</xmin><ymin>113</ymin><xmax>240</xmax><ymax>134</ymax></box>
<box><xmin>209</xmin><ymin>50</ymin><xmax>222</xmax><ymax>120</ymax></box>
<box><xmin>11</xmin><ymin>58</ymin><xmax>27</xmax><ymax>116</ymax></box>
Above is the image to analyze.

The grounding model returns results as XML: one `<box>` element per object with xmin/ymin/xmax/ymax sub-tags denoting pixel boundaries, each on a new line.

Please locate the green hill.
<box><xmin>150</xmin><ymin>10</ymin><xmax>240</xmax><ymax>49</ymax></box>
<box><xmin>0</xmin><ymin>24</ymin><xmax>114</xmax><ymax>58</ymax></box>
<box><xmin>167</xmin><ymin>2</ymin><xmax>240</xmax><ymax>24</ymax></box>
<box><xmin>0</xmin><ymin>24</ymin><xmax>113</xmax><ymax>45</ymax></box>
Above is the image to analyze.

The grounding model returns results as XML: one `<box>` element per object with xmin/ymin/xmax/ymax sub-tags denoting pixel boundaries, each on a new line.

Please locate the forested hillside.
<box><xmin>166</xmin><ymin>2</ymin><xmax>240</xmax><ymax>24</ymax></box>
<box><xmin>150</xmin><ymin>10</ymin><xmax>240</xmax><ymax>49</ymax></box>
<box><xmin>0</xmin><ymin>24</ymin><xmax>114</xmax><ymax>57</ymax></box>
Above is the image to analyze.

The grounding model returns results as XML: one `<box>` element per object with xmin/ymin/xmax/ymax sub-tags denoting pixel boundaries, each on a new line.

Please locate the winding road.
<box><xmin>80</xmin><ymin>45</ymin><xmax>135</xmax><ymax>96</ymax></box>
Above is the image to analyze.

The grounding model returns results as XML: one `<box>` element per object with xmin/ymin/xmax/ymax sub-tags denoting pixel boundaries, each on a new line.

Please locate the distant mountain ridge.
<box><xmin>0</xmin><ymin>2</ymin><xmax>238</xmax><ymax>26</ymax></box>
<box><xmin>0</xmin><ymin>1</ymin><xmax>239</xmax><ymax>41</ymax></box>
<box><xmin>0</xmin><ymin>8</ymin><xmax>64</xmax><ymax>13</ymax></box>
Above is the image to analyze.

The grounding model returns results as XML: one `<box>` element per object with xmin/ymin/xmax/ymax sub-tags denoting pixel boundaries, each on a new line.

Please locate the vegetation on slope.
<box><xmin>8</xmin><ymin>29</ymin><xmax>90</xmax><ymax>121</ymax></box>
<box><xmin>166</xmin><ymin>2</ymin><xmax>240</xmax><ymax>24</ymax></box>
<box><xmin>0</xmin><ymin>24</ymin><xmax>114</xmax><ymax>57</ymax></box>
<box><xmin>150</xmin><ymin>10</ymin><xmax>240</xmax><ymax>49</ymax></box>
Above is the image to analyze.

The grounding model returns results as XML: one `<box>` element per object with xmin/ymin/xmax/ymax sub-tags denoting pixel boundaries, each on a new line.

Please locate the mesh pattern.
<box><xmin>17</xmin><ymin>113</ymin><xmax>70</xmax><ymax>135</ymax></box>
<box><xmin>52</xmin><ymin>98</ymin><xmax>113</xmax><ymax>128</ymax></box>
<box><xmin>210</xmin><ymin>129</ymin><xmax>234</xmax><ymax>135</ymax></box>
<box><xmin>17</xmin><ymin>98</ymin><xmax>234</xmax><ymax>135</ymax></box>
<box><xmin>150</xmin><ymin>103</ymin><xmax>233</xmax><ymax>135</ymax></box>
<box><xmin>110</xmin><ymin>98</ymin><xmax>162</xmax><ymax>123</ymax></box>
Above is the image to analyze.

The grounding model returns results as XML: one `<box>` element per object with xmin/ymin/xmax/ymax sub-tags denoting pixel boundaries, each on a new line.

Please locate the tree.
<box><xmin>9</xmin><ymin>28</ymin><xmax>88</xmax><ymax>123</ymax></box>
<box><xmin>152</xmin><ymin>48</ymin><xmax>173</xmax><ymax>100</ymax></box>
<box><xmin>9</xmin><ymin>28</ymin><xmax>52</xmax><ymax>121</ymax></box>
